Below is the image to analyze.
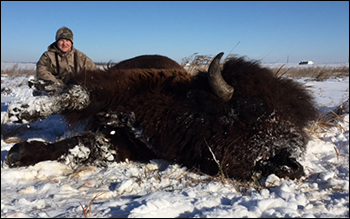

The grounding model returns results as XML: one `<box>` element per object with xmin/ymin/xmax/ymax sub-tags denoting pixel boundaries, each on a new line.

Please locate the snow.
<box><xmin>1</xmin><ymin>62</ymin><xmax>349</xmax><ymax>218</ymax></box>
<box><xmin>261</xmin><ymin>62</ymin><xmax>349</xmax><ymax>69</ymax></box>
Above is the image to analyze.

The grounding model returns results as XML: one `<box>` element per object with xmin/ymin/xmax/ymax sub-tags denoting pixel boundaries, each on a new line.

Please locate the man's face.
<box><xmin>57</xmin><ymin>39</ymin><xmax>72</xmax><ymax>54</ymax></box>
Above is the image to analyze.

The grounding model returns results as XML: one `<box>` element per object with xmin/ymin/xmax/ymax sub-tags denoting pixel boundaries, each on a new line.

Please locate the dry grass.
<box><xmin>307</xmin><ymin>99</ymin><xmax>349</xmax><ymax>140</ymax></box>
<box><xmin>205</xmin><ymin>138</ymin><xmax>228</xmax><ymax>182</ymax></box>
<box><xmin>79</xmin><ymin>192</ymin><xmax>106</xmax><ymax>218</ymax></box>
<box><xmin>273</xmin><ymin>65</ymin><xmax>349</xmax><ymax>80</ymax></box>
<box><xmin>1</xmin><ymin>64</ymin><xmax>36</xmax><ymax>78</ymax></box>
<box><xmin>181</xmin><ymin>53</ymin><xmax>349</xmax><ymax>79</ymax></box>
<box><xmin>307</xmin><ymin>110</ymin><xmax>342</xmax><ymax>139</ymax></box>
<box><xmin>305</xmin><ymin>97</ymin><xmax>348</xmax><ymax>163</ymax></box>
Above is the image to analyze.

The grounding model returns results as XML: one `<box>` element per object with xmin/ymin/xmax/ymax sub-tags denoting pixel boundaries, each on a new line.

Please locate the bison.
<box><xmin>5</xmin><ymin>52</ymin><xmax>318</xmax><ymax>181</ymax></box>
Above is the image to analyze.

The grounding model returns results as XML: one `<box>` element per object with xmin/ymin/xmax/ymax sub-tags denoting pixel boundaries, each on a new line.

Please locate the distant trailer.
<box><xmin>299</xmin><ymin>60</ymin><xmax>314</xmax><ymax>65</ymax></box>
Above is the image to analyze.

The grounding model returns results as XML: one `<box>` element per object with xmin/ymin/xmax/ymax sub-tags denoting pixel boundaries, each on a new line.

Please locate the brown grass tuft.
<box><xmin>79</xmin><ymin>192</ymin><xmax>106</xmax><ymax>218</ymax></box>
<box><xmin>1</xmin><ymin>64</ymin><xmax>36</xmax><ymax>78</ymax></box>
<box><xmin>272</xmin><ymin>65</ymin><xmax>349</xmax><ymax>79</ymax></box>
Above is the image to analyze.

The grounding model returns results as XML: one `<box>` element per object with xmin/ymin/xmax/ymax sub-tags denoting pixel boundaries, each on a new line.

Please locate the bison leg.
<box><xmin>6</xmin><ymin>85</ymin><xmax>90</xmax><ymax>123</ymax></box>
<box><xmin>28</xmin><ymin>78</ymin><xmax>65</xmax><ymax>96</ymax></box>
<box><xmin>7</xmin><ymin>96</ymin><xmax>61</xmax><ymax>123</ymax></box>
<box><xmin>6</xmin><ymin>137</ymin><xmax>80</xmax><ymax>167</ymax></box>
<box><xmin>5</xmin><ymin>131</ymin><xmax>118</xmax><ymax>168</ymax></box>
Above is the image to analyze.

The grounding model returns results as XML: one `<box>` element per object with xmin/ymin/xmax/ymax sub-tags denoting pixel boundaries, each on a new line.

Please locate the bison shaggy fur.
<box><xmin>6</xmin><ymin>53</ymin><xmax>318</xmax><ymax>181</ymax></box>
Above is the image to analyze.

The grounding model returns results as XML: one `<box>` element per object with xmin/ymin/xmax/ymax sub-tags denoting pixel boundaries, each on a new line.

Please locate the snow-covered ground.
<box><xmin>1</xmin><ymin>62</ymin><xmax>349</xmax><ymax>218</ymax></box>
<box><xmin>261</xmin><ymin>62</ymin><xmax>349</xmax><ymax>69</ymax></box>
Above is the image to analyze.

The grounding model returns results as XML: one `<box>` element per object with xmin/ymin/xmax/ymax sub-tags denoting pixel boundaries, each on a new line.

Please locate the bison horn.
<box><xmin>208</xmin><ymin>52</ymin><xmax>234</xmax><ymax>102</ymax></box>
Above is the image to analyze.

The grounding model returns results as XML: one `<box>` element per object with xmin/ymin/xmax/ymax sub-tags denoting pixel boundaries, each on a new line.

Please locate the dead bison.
<box><xmin>5</xmin><ymin>53</ymin><xmax>318</xmax><ymax>181</ymax></box>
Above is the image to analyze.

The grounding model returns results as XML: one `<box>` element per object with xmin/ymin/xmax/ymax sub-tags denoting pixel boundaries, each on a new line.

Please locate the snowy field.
<box><xmin>1</xmin><ymin>62</ymin><xmax>349</xmax><ymax>218</ymax></box>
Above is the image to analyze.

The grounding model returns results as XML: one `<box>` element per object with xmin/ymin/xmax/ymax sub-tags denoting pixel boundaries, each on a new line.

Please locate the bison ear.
<box><xmin>208</xmin><ymin>52</ymin><xmax>234</xmax><ymax>102</ymax></box>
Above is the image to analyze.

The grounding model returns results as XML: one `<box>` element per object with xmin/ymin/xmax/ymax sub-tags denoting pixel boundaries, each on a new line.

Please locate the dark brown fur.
<box><xmin>6</xmin><ymin>54</ymin><xmax>318</xmax><ymax>181</ymax></box>
<box><xmin>111</xmin><ymin>54</ymin><xmax>184</xmax><ymax>70</ymax></box>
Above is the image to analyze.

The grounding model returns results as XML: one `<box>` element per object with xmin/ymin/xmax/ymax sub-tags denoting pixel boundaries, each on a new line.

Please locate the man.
<box><xmin>32</xmin><ymin>26</ymin><xmax>97</xmax><ymax>94</ymax></box>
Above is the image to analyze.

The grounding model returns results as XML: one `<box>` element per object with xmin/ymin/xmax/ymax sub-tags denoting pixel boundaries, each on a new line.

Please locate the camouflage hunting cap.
<box><xmin>55</xmin><ymin>26</ymin><xmax>73</xmax><ymax>43</ymax></box>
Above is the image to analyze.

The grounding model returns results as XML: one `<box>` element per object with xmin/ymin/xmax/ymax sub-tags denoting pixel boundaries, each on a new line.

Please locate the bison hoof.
<box><xmin>7</xmin><ymin>103</ymin><xmax>32</xmax><ymax>123</ymax></box>
<box><xmin>5</xmin><ymin>142</ymin><xmax>26</xmax><ymax>167</ymax></box>
<box><xmin>7</xmin><ymin>102</ymin><xmax>43</xmax><ymax>124</ymax></box>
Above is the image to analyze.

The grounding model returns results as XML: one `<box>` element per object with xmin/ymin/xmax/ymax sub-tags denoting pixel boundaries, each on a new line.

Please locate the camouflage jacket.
<box><xmin>36</xmin><ymin>43</ymin><xmax>98</xmax><ymax>84</ymax></box>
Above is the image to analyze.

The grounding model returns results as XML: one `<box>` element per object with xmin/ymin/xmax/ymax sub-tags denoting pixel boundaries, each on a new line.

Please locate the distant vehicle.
<box><xmin>299</xmin><ymin>60</ymin><xmax>314</xmax><ymax>65</ymax></box>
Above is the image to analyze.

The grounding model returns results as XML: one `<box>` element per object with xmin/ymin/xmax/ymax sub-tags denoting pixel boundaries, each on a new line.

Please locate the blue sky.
<box><xmin>1</xmin><ymin>1</ymin><xmax>349</xmax><ymax>64</ymax></box>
